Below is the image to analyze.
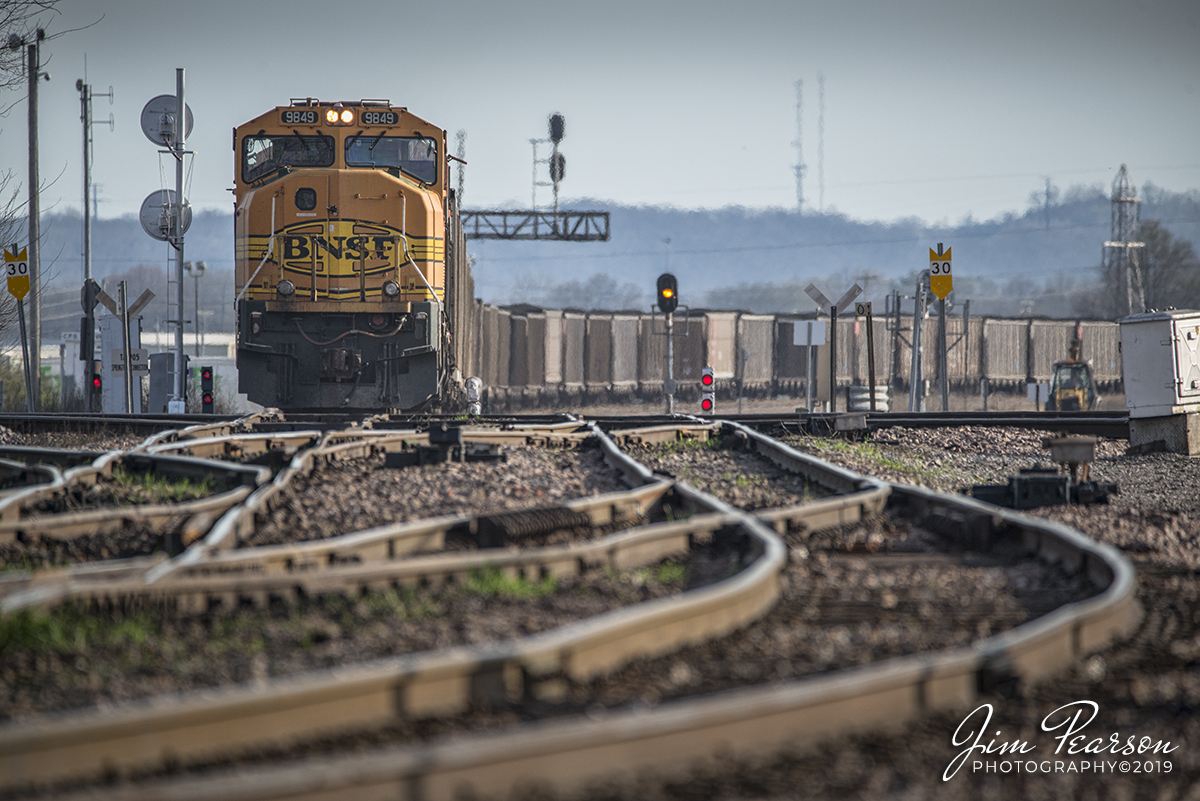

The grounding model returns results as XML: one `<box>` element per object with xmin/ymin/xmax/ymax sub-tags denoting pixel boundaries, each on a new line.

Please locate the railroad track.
<box><xmin>0</xmin><ymin>415</ymin><xmax>1138</xmax><ymax>799</ymax></box>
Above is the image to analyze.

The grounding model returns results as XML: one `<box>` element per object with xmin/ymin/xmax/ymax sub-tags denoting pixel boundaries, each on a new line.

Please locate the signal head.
<box><xmin>700</xmin><ymin>393</ymin><xmax>714</xmax><ymax>413</ymax></box>
<box><xmin>656</xmin><ymin>273</ymin><xmax>678</xmax><ymax>314</ymax></box>
<box><xmin>701</xmin><ymin>366</ymin><xmax>714</xmax><ymax>387</ymax></box>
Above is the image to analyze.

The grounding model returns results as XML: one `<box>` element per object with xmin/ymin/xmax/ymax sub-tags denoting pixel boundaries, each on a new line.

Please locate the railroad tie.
<box><xmin>474</xmin><ymin>507</ymin><xmax>594</xmax><ymax>548</ymax></box>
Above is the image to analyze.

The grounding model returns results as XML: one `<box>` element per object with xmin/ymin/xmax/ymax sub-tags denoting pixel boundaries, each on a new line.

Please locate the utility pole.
<box><xmin>908</xmin><ymin>273</ymin><xmax>928</xmax><ymax>412</ymax></box>
<box><xmin>26</xmin><ymin>33</ymin><xmax>46</xmax><ymax>411</ymax></box>
<box><xmin>173</xmin><ymin>69</ymin><xmax>187</xmax><ymax>408</ymax></box>
<box><xmin>184</xmin><ymin>261</ymin><xmax>206</xmax><ymax>356</ymax></box>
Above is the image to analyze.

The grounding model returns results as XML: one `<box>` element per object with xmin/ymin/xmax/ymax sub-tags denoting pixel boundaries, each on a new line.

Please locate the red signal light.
<box><xmin>700</xmin><ymin>395</ymin><xmax>714</xmax><ymax>412</ymax></box>
<box><xmin>92</xmin><ymin>376</ymin><xmax>102</xmax><ymax>389</ymax></box>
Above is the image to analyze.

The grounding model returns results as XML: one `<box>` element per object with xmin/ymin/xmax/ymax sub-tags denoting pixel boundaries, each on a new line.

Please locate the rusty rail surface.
<box><xmin>0</xmin><ymin>421</ymin><xmax>1140</xmax><ymax>799</ymax></box>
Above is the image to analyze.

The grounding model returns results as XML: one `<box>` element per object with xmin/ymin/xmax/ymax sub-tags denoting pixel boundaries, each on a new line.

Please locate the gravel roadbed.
<box><xmin>567</xmin><ymin>517</ymin><xmax>1094</xmax><ymax>708</ymax></box>
<box><xmin>0</xmin><ymin>546</ymin><xmax>734</xmax><ymax>721</ymax></box>
<box><xmin>0</xmin><ymin>426</ymin><xmax>143</xmax><ymax>452</ymax></box>
<box><xmin>586</xmin><ymin>425</ymin><xmax>1200</xmax><ymax>799</ymax></box>
<box><xmin>245</xmin><ymin>442</ymin><xmax>628</xmax><ymax>548</ymax></box>
<box><xmin>0</xmin><ymin>525</ymin><xmax>178</xmax><ymax>570</ymax></box>
<box><xmin>0</xmin><ymin>471</ymin><xmax>235</xmax><ymax>571</ymax></box>
<box><xmin>60</xmin><ymin>512</ymin><xmax>1098</xmax><ymax>791</ymax></box>
<box><xmin>624</xmin><ymin>436</ymin><xmax>832</xmax><ymax>510</ymax></box>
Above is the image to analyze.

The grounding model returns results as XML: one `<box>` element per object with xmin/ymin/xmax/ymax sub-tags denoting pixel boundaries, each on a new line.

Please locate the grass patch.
<box><xmin>463</xmin><ymin>565</ymin><xmax>557</xmax><ymax>599</ymax></box>
<box><xmin>809</xmin><ymin>438</ymin><xmax>928</xmax><ymax>475</ymax></box>
<box><xmin>0</xmin><ymin>605</ymin><xmax>158</xmax><ymax>656</ymax></box>
<box><xmin>656</xmin><ymin>434</ymin><xmax>721</xmax><ymax>456</ymax></box>
<box><xmin>110</xmin><ymin>467</ymin><xmax>220</xmax><ymax>503</ymax></box>
<box><xmin>655</xmin><ymin>560</ymin><xmax>687</xmax><ymax>585</ymax></box>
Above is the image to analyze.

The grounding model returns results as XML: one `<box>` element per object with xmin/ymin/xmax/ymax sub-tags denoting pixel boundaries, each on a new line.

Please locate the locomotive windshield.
<box><xmin>242</xmin><ymin>134</ymin><xmax>335</xmax><ymax>183</ymax></box>
<box><xmin>345</xmin><ymin>135</ymin><xmax>437</xmax><ymax>184</ymax></box>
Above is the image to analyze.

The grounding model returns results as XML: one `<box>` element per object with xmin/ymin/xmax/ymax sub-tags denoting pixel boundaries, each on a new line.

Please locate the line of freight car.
<box><xmin>472</xmin><ymin>306</ymin><xmax>1125</xmax><ymax>409</ymax></box>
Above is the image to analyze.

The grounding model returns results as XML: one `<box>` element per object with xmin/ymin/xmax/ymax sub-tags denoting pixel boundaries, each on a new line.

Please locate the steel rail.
<box><xmin>0</xmin><ymin>454</ymin><xmax>272</xmax><ymax>613</ymax></box>
<box><xmin>50</xmin><ymin>509</ymin><xmax>727</xmax><ymax>615</ymax></box>
<box><xmin>0</xmin><ymin>428</ymin><xmax>786</xmax><ymax>792</ymax></box>
<box><xmin>164</xmin><ymin>481</ymin><xmax>672</xmax><ymax>581</ymax></box>
<box><xmin>145</xmin><ymin>430</ymin><xmax>323</xmax><ymax>465</ymax></box>
<box><xmin>0</xmin><ymin>424</ymin><xmax>1139</xmax><ymax>798</ymax></box>
<box><xmin>0</xmin><ymin>456</ymin><xmax>60</xmax><ymax>500</ymax></box>
<box><xmin>721</xmin><ymin>420</ymin><xmax>891</xmax><ymax>532</ymax></box>
<box><xmin>0</xmin><ymin>453</ymin><xmax>269</xmax><ymax>540</ymax></box>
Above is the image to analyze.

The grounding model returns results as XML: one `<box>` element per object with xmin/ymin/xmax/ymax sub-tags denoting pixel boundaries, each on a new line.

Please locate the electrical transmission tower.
<box><xmin>1103</xmin><ymin>164</ymin><xmax>1145</xmax><ymax>316</ymax></box>
<box><xmin>792</xmin><ymin>79</ymin><xmax>805</xmax><ymax>213</ymax></box>
<box><xmin>817</xmin><ymin>72</ymin><xmax>825</xmax><ymax>213</ymax></box>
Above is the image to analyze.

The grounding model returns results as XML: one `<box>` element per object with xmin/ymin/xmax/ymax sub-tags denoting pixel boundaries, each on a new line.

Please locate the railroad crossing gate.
<box><xmin>929</xmin><ymin>246</ymin><xmax>952</xmax><ymax>300</ymax></box>
<box><xmin>4</xmin><ymin>245</ymin><xmax>29</xmax><ymax>300</ymax></box>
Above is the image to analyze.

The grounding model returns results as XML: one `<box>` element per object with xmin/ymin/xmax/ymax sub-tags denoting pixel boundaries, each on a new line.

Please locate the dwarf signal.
<box><xmin>701</xmin><ymin>366</ymin><xmax>715</xmax><ymax>414</ymax></box>
<box><xmin>89</xmin><ymin>359</ymin><xmax>103</xmax><ymax>402</ymax></box>
<box><xmin>200</xmin><ymin>365</ymin><xmax>214</xmax><ymax>414</ymax></box>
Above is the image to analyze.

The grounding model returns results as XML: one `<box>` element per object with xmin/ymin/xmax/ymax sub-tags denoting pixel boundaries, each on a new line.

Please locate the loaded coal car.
<box><xmin>233</xmin><ymin>99</ymin><xmax>472</xmax><ymax>411</ymax></box>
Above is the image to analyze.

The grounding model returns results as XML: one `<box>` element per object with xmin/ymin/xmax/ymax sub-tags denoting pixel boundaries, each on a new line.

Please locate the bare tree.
<box><xmin>0</xmin><ymin>1</ymin><xmax>59</xmax><ymax>96</ymax></box>
<box><xmin>0</xmin><ymin>170</ymin><xmax>24</xmax><ymax>350</ymax></box>
<box><xmin>1138</xmin><ymin>220</ymin><xmax>1200</xmax><ymax>312</ymax></box>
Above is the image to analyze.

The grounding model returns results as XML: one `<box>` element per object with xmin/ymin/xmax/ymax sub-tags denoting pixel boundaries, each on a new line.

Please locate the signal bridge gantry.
<box><xmin>460</xmin><ymin>209</ymin><xmax>610</xmax><ymax>242</ymax></box>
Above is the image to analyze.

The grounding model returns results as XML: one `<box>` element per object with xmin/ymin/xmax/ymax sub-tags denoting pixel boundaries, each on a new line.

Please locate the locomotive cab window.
<box><xmin>242</xmin><ymin>133</ymin><xmax>335</xmax><ymax>183</ymax></box>
<box><xmin>345</xmin><ymin>135</ymin><xmax>437</xmax><ymax>184</ymax></box>
<box><xmin>295</xmin><ymin>187</ymin><xmax>317</xmax><ymax>210</ymax></box>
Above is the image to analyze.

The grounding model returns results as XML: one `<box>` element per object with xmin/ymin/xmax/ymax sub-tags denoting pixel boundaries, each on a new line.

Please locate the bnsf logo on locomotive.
<box><xmin>251</xmin><ymin>219</ymin><xmax>444</xmax><ymax>292</ymax></box>
<box><xmin>282</xmin><ymin>234</ymin><xmax>397</xmax><ymax>261</ymax></box>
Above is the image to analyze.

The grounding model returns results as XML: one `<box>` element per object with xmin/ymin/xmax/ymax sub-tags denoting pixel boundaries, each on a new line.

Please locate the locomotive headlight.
<box><xmin>340</xmin><ymin>109</ymin><xmax>354</xmax><ymax>124</ymax></box>
<box><xmin>383</xmin><ymin>280</ymin><xmax>401</xmax><ymax>297</ymax></box>
<box><xmin>277</xmin><ymin>280</ymin><xmax>295</xmax><ymax>296</ymax></box>
<box><xmin>325</xmin><ymin>109</ymin><xmax>338</xmax><ymax>124</ymax></box>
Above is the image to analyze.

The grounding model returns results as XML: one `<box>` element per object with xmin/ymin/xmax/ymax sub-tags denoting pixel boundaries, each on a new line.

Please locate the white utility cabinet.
<box><xmin>1118</xmin><ymin>310</ymin><xmax>1200</xmax><ymax>418</ymax></box>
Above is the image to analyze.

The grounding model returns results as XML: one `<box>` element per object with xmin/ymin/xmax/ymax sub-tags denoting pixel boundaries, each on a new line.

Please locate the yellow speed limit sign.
<box><xmin>4</xmin><ymin>245</ymin><xmax>29</xmax><ymax>300</ymax></box>
<box><xmin>929</xmin><ymin>246</ymin><xmax>952</xmax><ymax>300</ymax></box>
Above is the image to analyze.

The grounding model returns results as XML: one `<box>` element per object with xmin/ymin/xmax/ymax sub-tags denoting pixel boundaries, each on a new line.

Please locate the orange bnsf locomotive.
<box><xmin>233</xmin><ymin>99</ymin><xmax>472</xmax><ymax>410</ymax></box>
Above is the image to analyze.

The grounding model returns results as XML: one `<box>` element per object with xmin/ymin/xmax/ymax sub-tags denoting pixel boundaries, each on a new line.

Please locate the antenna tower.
<box><xmin>817</xmin><ymin>72</ymin><xmax>825</xmax><ymax>213</ymax></box>
<box><xmin>1102</xmin><ymin>164</ymin><xmax>1145</xmax><ymax>316</ymax></box>
<box><xmin>792</xmin><ymin>79</ymin><xmax>805</xmax><ymax>213</ymax></box>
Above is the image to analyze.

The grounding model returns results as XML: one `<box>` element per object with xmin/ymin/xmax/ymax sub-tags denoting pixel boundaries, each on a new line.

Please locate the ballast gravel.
<box><xmin>245</xmin><ymin>442</ymin><xmax>629</xmax><ymax>547</ymax></box>
<box><xmin>0</xmin><ymin>552</ymin><xmax>707</xmax><ymax>721</ymax></box>
<box><xmin>623</xmin><ymin>436</ymin><xmax>831</xmax><ymax>510</ymax></box>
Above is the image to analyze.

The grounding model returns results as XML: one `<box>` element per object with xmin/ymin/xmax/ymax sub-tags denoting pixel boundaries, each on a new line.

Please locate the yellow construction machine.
<box><xmin>1045</xmin><ymin>338</ymin><xmax>1099</xmax><ymax>412</ymax></box>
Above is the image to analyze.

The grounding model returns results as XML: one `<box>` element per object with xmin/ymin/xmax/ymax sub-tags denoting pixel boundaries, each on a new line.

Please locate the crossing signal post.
<box><xmin>200</xmin><ymin>365</ymin><xmax>214</xmax><ymax>414</ymax></box>
<box><xmin>656</xmin><ymin>273</ymin><xmax>679</xmax><ymax>415</ymax></box>
<box><xmin>701</xmin><ymin>367</ymin><xmax>715</xmax><ymax>414</ymax></box>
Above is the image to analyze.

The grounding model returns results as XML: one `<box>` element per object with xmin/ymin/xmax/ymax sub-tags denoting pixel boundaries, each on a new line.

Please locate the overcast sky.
<box><xmin>2</xmin><ymin>0</ymin><xmax>1197</xmax><ymax>229</ymax></box>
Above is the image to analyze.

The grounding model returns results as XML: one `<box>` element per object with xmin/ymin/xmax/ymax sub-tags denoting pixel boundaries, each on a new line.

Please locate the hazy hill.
<box><xmin>24</xmin><ymin>182</ymin><xmax>1200</xmax><ymax>341</ymax></box>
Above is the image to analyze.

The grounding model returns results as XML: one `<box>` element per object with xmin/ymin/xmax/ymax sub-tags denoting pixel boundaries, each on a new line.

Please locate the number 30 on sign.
<box><xmin>929</xmin><ymin>247</ymin><xmax>952</xmax><ymax>300</ymax></box>
<box><xmin>3</xmin><ymin>245</ymin><xmax>29</xmax><ymax>300</ymax></box>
